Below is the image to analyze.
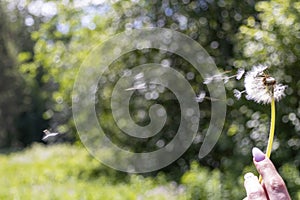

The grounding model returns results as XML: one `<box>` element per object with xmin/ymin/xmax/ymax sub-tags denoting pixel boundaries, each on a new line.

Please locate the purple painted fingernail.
<box><xmin>252</xmin><ymin>147</ymin><xmax>265</xmax><ymax>162</ymax></box>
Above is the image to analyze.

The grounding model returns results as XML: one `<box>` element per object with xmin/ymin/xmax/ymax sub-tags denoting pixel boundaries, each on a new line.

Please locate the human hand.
<box><xmin>243</xmin><ymin>147</ymin><xmax>291</xmax><ymax>200</ymax></box>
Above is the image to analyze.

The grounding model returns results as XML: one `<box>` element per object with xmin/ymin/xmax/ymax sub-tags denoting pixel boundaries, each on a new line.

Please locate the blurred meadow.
<box><xmin>1</xmin><ymin>0</ymin><xmax>300</xmax><ymax>199</ymax></box>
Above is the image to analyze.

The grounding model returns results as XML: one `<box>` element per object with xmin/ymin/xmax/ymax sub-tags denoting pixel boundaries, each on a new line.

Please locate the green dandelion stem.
<box><xmin>259</xmin><ymin>97</ymin><xmax>276</xmax><ymax>183</ymax></box>
<box><xmin>266</xmin><ymin>97</ymin><xmax>276</xmax><ymax>158</ymax></box>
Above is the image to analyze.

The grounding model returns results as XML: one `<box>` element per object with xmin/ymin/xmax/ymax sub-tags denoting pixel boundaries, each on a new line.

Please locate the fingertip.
<box><xmin>244</xmin><ymin>172</ymin><xmax>260</xmax><ymax>188</ymax></box>
<box><xmin>252</xmin><ymin>147</ymin><xmax>265</xmax><ymax>162</ymax></box>
<box><xmin>243</xmin><ymin>172</ymin><xmax>267</xmax><ymax>199</ymax></box>
<box><xmin>244</xmin><ymin>172</ymin><xmax>259</xmax><ymax>184</ymax></box>
<box><xmin>244</xmin><ymin>172</ymin><xmax>255</xmax><ymax>180</ymax></box>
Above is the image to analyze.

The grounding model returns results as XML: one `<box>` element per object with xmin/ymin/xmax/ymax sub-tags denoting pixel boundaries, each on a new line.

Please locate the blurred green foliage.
<box><xmin>0</xmin><ymin>0</ymin><xmax>300</xmax><ymax>199</ymax></box>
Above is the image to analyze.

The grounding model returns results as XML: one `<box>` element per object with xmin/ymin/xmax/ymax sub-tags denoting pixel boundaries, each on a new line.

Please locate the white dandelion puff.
<box><xmin>244</xmin><ymin>65</ymin><xmax>286</xmax><ymax>104</ymax></box>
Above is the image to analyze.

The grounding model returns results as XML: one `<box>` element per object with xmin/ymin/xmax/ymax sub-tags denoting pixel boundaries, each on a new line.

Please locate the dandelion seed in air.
<box><xmin>195</xmin><ymin>91</ymin><xmax>206</xmax><ymax>102</ymax></box>
<box><xmin>233</xmin><ymin>89</ymin><xmax>245</xmax><ymax>100</ymax></box>
<box><xmin>125</xmin><ymin>82</ymin><xmax>147</xmax><ymax>91</ymax></box>
<box><xmin>203</xmin><ymin>73</ymin><xmax>227</xmax><ymax>84</ymax></box>
<box><xmin>203</xmin><ymin>76</ymin><xmax>213</xmax><ymax>84</ymax></box>
<box><xmin>204</xmin><ymin>68</ymin><xmax>245</xmax><ymax>85</ymax></box>
<box><xmin>236</xmin><ymin>68</ymin><xmax>245</xmax><ymax>80</ymax></box>
<box><xmin>42</xmin><ymin>129</ymin><xmax>60</xmax><ymax>142</ymax></box>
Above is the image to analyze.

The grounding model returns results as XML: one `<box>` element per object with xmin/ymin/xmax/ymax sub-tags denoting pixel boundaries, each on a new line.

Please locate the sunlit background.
<box><xmin>0</xmin><ymin>0</ymin><xmax>300</xmax><ymax>199</ymax></box>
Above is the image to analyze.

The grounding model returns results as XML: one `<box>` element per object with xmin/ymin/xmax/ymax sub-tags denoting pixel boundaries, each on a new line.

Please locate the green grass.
<box><xmin>0</xmin><ymin>144</ymin><xmax>187</xmax><ymax>200</ymax></box>
<box><xmin>1</xmin><ymin>144</ymin><xmax>299</xmax><ymax>200</ymax></box>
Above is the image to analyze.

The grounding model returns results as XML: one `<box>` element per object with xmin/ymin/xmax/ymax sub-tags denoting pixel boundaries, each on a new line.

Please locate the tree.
<box><xmin>0</xmin><ymin>1</ymin><xmax>29</xmax><ymax>147</ymax></box>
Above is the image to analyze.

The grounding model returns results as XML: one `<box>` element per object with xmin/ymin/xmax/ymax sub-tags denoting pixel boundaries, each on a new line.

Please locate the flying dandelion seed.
<box><xmin>134</xmin><ymin>72</ymin><xmax>144</xmax><ymax>80</ymax></box>
<box><xmin>233</xmin><ymin>89</ymin><xmax>244</xmax><ymax>100</ymax></box>
<box><xmin>204</xmin><ymin>69</ymin><xmax>245</xmax><ymax>85</ymax></box>
<box><xmin>203</xmin><ymin>76</ymin><xmax>213</xmax><ymax>84</ymax></box>
<box><xmin>223</xmin><ymin>76</ymin><xmax>229</xmax><ymax>83</ymax></box>
<box><xmin>236</xmin><ymin>68</ymin><xmax>245</xmax><ymax>80</ymax></box>
<box><xmin>203</xmin><ymin>71</ymin><xmax>229</xmax><ymax>84</ymax></box>
<box><xmin>42</xmin><ymin>129</ymin><xmax>60</xmax><ymax>141</ymax></box>
<box><xmin>195</xmin><ymin>91</ymin><xmax>206</xmax><ymax>102</ymax></box>
<box><xmin>125</xmin><ymin>82</ymin><xmax>147</xmax><ymax>91</ymax></box>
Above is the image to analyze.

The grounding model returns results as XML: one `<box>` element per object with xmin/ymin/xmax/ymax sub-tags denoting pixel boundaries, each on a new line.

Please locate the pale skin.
<box><xmin>243</xmin><ymin>157</ymin><xmax>291</xmax><ymax>200</ymax></box>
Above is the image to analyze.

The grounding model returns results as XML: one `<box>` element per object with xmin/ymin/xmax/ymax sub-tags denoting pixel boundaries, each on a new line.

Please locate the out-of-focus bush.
<box><xmin>181</xmin><ymin>161</ymin><xmax>222</xmax><ymax>199</ymax></box>
<box><xmin>279</xmin><ymin>163</ymin><xmax>300</xmax><ymax>199</ymax></box>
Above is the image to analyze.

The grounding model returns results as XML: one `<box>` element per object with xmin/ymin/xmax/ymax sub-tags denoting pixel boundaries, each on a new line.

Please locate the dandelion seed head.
<box><xmin>244</xmin><ymin>65</ymin><xmax>286</xmax><ymax>104</ymax></box>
